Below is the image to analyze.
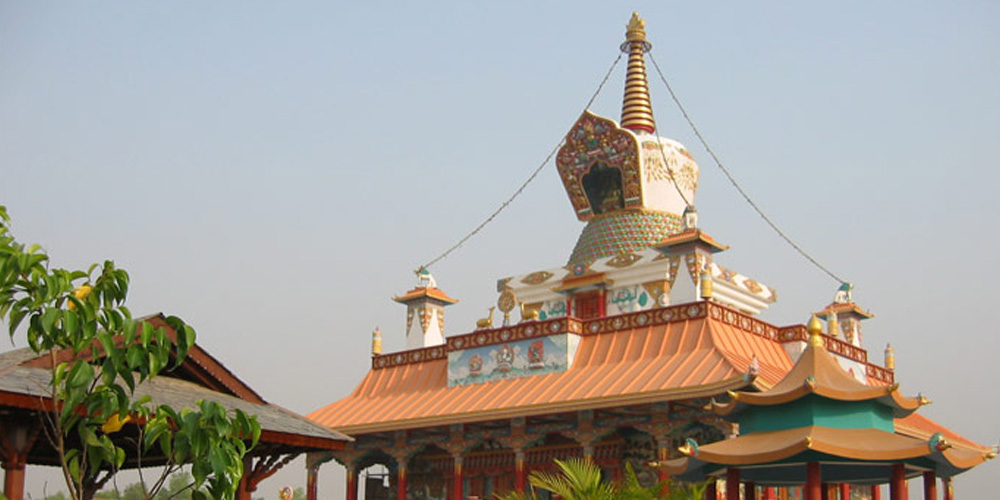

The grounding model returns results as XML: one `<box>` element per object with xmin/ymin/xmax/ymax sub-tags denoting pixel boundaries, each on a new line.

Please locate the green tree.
<box><xmin>0</xmin><ymin>206</ymin><xmax>261</xmax><ymax>500</ymax></box>
<box><xmin>497</xmin><ymin>458</ymin><xmax>708</xmax><ymax>500</ymax></box>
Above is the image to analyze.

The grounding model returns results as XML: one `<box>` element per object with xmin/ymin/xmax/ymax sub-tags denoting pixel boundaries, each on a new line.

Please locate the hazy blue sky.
<box><xmin>2</xmin><ymin>1</ymin><xmax>998</xmax><ymax>498</ymax></box>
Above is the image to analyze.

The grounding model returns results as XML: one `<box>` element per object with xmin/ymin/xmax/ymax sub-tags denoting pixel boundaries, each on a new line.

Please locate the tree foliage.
<box><xmin>0</xmin><ymin>206</ymin><xmax>261</xmax><ymax>500</ymax></box>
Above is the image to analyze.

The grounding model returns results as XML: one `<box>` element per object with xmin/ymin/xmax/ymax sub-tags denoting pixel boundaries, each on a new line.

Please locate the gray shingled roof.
<box><xmin>0</xmin><ymin>346</ymin><xmax>350</xmax><ymax>450</ymax></box>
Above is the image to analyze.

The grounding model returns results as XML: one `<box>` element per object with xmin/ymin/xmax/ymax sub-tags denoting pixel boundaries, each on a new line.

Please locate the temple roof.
<box><xmin>392</xmin><ymin>286</ymin><xmax>459</xmax><ymax>305</ymax></box>
<box><xmin>308</xmin><ymin>303</ymin><xmax>794</xmax><ymax>434</ymax></box>
<box><xmin>710</xmin><ymin>320</ymin><xmax>923</xmax><ymax>418</ymax></box>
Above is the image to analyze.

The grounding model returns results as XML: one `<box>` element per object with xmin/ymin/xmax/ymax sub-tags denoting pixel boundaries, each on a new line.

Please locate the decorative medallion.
<box><xmin>498</xmin><ymin>288</ymin><xmax>517</xmax><ymax>313</ymax></box>
<box><xmin>667</xmin><ymin>256</ymin><xmax>680</xmax><ymax>288</ymax></box>
<box><xmin>437</xmin><ymin>310</ymin><xmax>445</xmax><ymax>334</ymax></box>
<box><xmin>521</xmin><ymin>271</ymin><xmax>554</xmax><ymax>285</ymax></box>
<box><xmin>606</xmin><ymin>252</ymin><xmax>643</xmax><ymax>268</ymax></box>
<box><xmin>406</xmin><ymin>308</ymin><xmax>415</xmax><ymax>334</ymax></box>
<box><xmin>742</xmin><ymin>278</ymin><xmax>763</xmax><ymax>294</ymax></box>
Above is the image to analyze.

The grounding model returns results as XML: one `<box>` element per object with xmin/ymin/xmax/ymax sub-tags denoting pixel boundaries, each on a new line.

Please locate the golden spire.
<box><xmin>620</xmin><ymin>12</ymin><xmax>655</xmax><ymax>133</ymax></box>
<box><xmin>807</xmin><ymin>315</ymin><xmax>824</xmax><ymax>347</ymax></box>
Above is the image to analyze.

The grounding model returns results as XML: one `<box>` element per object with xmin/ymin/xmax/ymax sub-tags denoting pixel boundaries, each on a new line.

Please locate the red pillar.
<box><xmin>890</xmin><ymin>464</ymin><xmax>907</xmax><ymax>500</ymax></box>
<box><xmin>762</xmin><ymin>486</ymin><xmax>776</xmax><ymax>500</ymax></box>
<box><xmin>941</xmin><ymin>478</ymin><xmax>953</xmax><ymax>500</ymax></box>
<box><xmin>726</xmin><ymin>468</ymin><xmax>740</xmax><ymax>500</ymax></box>
<box><xmin>514</xmin><ymin>450</ymin><xmax>526</xmax><ymax>493</ymax></box>
<box><xmin>805</xmin><ymin>463</ymin><xmax>822</xmax><ymax>500</ymax></box>
<box><xmin>705</xmin><ymin>480</ymin><xmax>717</xmax><ymax>500</ymax></box>
<box><xmin>745</xmin><ymin>481</ymin><xmax>756</xmax><ymax>500</ymax></box>
<box><xmin>397</xmin><ymin>459</ymin><xmax>408</xmax><ymax>500</ymax></box>
<box><xmin>923</xmin><ymin>471</ymin><xmax>937</xmax><ymax>500</ymax></box>
<box><xmin>657</xmin><ymin>442</ymin><xmax>671</xmax><ymax>497</ymax></box>
<box><xmin>838</xmin><ymin>483</ymin><xmax>850</xmax><ymax>500</ymax></box>
<box><xmin>821</xmin><ymin>483</ymin><xmax>830</xmax><ymax>500</ymax></box>
<box><xmin>346</xmin><ymin>467</ymin><xmax>359</xmax><ymax>500</ymax></box>
<box><xmin>870</xmin><ymin>484</ymin><xmax>881</xmax><ymax>500</ymax></box>
<box><xmin>307</xmin><ymin>463</ymin><xmax>319</xmax><ymax>500</ymax></box>
<box><xmin>452</xmin><ymin>456</ymin><xmax>463</xmax><ymax>500</ymax></box>
<box><xmin>3</xmin><ymin>460</ymin><xmax>26</xmax><ymax>500</ymax></box>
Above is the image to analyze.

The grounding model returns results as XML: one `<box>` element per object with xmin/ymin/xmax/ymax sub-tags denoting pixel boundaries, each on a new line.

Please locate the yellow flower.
<box><xmin>101</xmin><ymin>413</ymin><xmax>131</xmax><ymax>434</ymax></box>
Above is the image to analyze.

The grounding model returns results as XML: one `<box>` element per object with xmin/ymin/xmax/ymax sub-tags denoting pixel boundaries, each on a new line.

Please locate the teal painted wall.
<box><xmin>739</xmin><ymin>395</ymin><xmax>895</xmax><ymax>434</ymax></box>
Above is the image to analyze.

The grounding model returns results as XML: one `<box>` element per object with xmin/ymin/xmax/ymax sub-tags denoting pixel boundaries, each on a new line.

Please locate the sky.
<box><xmin>2</xmin><ymin>1</ymin><xmax>998</xmax><ymax>498</ymax></box>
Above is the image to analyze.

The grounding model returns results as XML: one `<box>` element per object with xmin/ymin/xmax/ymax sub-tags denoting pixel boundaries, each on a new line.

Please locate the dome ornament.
<box><xmin>620</xmin><ymin>12</ymin><xmax>652</xmax><ymax>53</ymax></box>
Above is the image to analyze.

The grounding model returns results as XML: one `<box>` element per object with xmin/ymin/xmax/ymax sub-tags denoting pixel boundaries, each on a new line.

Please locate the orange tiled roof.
<box><xmin>392</xmin><ymin>287</ymin><xmax>459</xmax><ymax>305</ymax></box>
<box><xmin>896</xmin><ymin>412</ymin><xmax>991</xmax><ymax>453</ymax></box>
<box><xmin>309</xmin><ymin>304</ymin><xmax>795</xmax><ymax>434</ymax></box>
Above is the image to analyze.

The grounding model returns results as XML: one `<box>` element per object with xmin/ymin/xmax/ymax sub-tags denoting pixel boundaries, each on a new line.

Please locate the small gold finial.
<box><xmin>884</xmin><ymin>343</ymin><xmax>895</xmax><ymax>370</ymax></box>
<box><xmin>626</xmin><ymin>12</ymin><xmax>647</xmax><ymax>43</ymax></box>
<box><xmin>827</xmin><ymin>315</ymin><xmax>839</xmax><ymax>338</ymax></box>
<box><xmin>371</xmin><ymin>327</ymin><xmax>383</xmax><ymax>356</ymax></box>
<box><xmin>699</xmin><ymin>271</ymin><xmax>713</xmax><ymax>300</ymax></box>
<box><xmin>807</xmin><ymin>315</ymin><xmax>824</xmax><ymax>347</ymax></box>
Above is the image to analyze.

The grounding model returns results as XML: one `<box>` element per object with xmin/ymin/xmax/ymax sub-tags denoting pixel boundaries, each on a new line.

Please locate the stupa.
<box><xmin>306</xmin><ymin>13</ymin><xmax>993</xmax><ymax>500</ymax></box>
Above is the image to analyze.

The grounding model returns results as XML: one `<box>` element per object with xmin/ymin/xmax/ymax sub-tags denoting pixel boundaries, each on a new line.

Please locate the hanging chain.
<box><xmin>648</xmin><ymin>52</ymin><xmax>847</xmax><ymax>285</ymax></box>
<box><xmin>422</xmin><ymin>52</ymin><xmax>625</xmax><ymax>270</ymax></box>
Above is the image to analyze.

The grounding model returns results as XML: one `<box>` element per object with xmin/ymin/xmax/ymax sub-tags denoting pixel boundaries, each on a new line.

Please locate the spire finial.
<box><xmin>807</xmin><ymin>315</ymin><xmax>824</xmax><ymax>347</ymax></box>
<box><xmin>620</xmin><ymin>13</ymin><xmax>655</xmax><ymax>134</ymax></box>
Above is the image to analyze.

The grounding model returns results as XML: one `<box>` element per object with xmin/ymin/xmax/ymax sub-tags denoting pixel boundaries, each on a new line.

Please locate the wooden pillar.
<box><xmin>745</xmin><ymin>481</ymin><xmax>756</xmax><ymax>500</ymax></box>
<box><xmin>397</xmin><ymin>457</ymin><xmax>408</xmax><ymax>500</ymax></box>
<box><xmin>452</xmin><ymin>455</ymin><xmax>464</xmax><ymax>500</ymax></box>
<box><xmin>838</xmin><ymin>483</ymin><xmax>850</xmax><ymax>500</ymax></box>
<box><xmin>923</xmin><ymin>471</ymin><xmax>937</xmax><ymax>500</ymax></box>
<box><xmin>236</xmin><ymin>456</ymin><xmax>253</xmax><ymax>500</ymax></box>
<box><xmin>762</xmin><ymin>486</ymin><xmax>776</xmax><ymax>500</ymax></box>
<box><xmin>346</xmin><ymin>466</ymin><xmax>359</xmax><ymax>500</ymax></box>
<box><xmin>726</xmin><ymin>468</ymin><xmax>740</xmax><ymax>500</ymax></box>
<box><xmin>705</xmin><ymin>480</ymin><xmax>717</xmax><ymax>500</ymax></box>
<box><xmin>306</xmin><ymin>462</ymin><xmax>319</xmax><ymax>500</ymax></box>
<box><xmin>656</xmin><ymin>437</ymin><xmax>671</xmax><ymax>497</ymax></box>
<box><xmin>821</xmin><ymin>483</ymin><xmax>830</xmax><ymax>500</ymax></box>
<box><xmin>889</xmin><ymin>464</ymin><xmax>907</xmax><ymax>500</ymax></box>
<box><xmin>941</xmin><ymin>478</ymin><xmax>953</xmax><ymax>500</ymax></box>
<box><xmin>805</xmin><ymin>463</ymin><xmax>821</xmax><ymax>500</ymax></box>
<box><xmin>514</xmin><ymin>449</ymin><xmax>526</xmax><ymax>493</ymax></box>
<box><xmin>2</xmin><ymin>459</ymin><xmax>26</xmax><ymax>500</ymax></box>
<box><xmin>871</xmin><ymin>484</ymin><xmax>881</xmax><ymax>500</ymax></box>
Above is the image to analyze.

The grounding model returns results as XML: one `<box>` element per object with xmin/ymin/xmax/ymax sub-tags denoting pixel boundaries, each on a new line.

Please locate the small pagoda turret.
<box><xmin>663</xmin><ymin>316</ymin><xmax>994</xmax><ymax>500</ymax></box>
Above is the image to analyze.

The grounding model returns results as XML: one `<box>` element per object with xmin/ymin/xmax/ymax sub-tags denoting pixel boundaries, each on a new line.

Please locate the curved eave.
<box><xmin>662</xmin><ymin>426</ymin><xmax>989</xmax><ymax>478</ymax></box>
<box><xmin>729</xmin><ymin>338</ymin><xmax>922</xmax><ymax>417</ymax></box>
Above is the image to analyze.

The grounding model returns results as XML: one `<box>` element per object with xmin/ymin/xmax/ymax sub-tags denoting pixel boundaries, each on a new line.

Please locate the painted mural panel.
<box><xmin>447</xmin><ymin>334</ymin><xmax>578</xmax><ymax>387</ymax></box>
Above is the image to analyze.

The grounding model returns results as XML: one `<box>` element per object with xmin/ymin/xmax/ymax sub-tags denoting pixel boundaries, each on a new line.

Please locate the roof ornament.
<box><xmin>620</xmin><ymin>12</ymin><xmax>655</xmax><ymax>133</ymax></box>
<box><xmin>747</xmin><ymin>355</ymin><xmax>759</xmax><ymax>380</ymax></box>
<box><xmin>885</xmin><ymin>343</ymin><xmax>895</xmax><ymax>370</ymax></box>
<box><xmin>833</xmin><ymin>282</ymin><xmax>853</xmax><ymax>304</ymax></box>
<box><xmin>806</xmin><ymin>315</ymin><xmax>824</xmax><ymax>347</ymax></box>
<box><xmin>415</xmin><ymin>266</ymin><xmax>437</xmax><ymax>288</ymax></box>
